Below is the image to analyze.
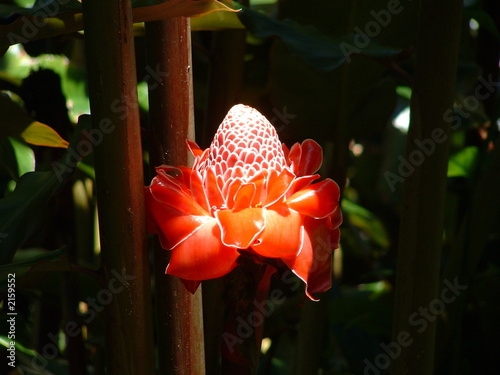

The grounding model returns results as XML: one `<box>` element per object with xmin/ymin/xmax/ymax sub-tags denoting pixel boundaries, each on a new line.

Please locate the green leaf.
<box><xmin>396</xmin><ymin>85</ymin><xmax>412</xmax><ymax>100</ymax></box>
<box><xmin>0</xmin><ymin>335</ymin><xmax>37</xmax><ymax>356</ymax></box>
<box><xmin>341</xmin><ymin>199</ymin><xmax>390</xmax><ymax>249</ymax></box>
<box><xmin>0</xmin><ymin>116</ymin><xmax>91</xmax><ymax>263</ymax></box>
<box><xmin>448</xmin><ymin>146</ymin><xmax>479</xmax><ymax>178</ymax></box>
<box><xmin>0</xmin><ymin>93</ymin><xmax>32</xmax><ymax>138</ymax></box>
<box><xmin>29</xmin><ymin>0</ymin><xmax>82</xmax><ymax>14</ymax></box>
<box><xmin>0</xmin><ymin>171</ymin><xmax>61</xmax><ymax>264</ymax></box>
<box><xmin>191</xmin><ymin>8</ymin><xmax>244</xmax><ymax>30</ymax></box>
<box><xmin>0</xmin><ymin>0</ymin><xmax>81</xmax><ymax>16</ymax></box>
<box><xmin>0</xmin><ymin>247</ymin><xmax>65</xmax><ymax>286</ymax></box>
<box><xmin>0</xmin><ymin>0</ymin><xmax>237</xmax><ymax>50</ymax></box>
<box><xmin>238</xmin><ymin>6</ymin><xmax>401</xmax><ymax>72</ymax></box>
<box><xmin>0</xmin><ymin>93</ymin><xmax>68</xmax><ymax>148</ymax></box>
<box><xmin>0</xmin><ymin>137</ymin><xmax>35</xmax><ymax>180</ymax></box>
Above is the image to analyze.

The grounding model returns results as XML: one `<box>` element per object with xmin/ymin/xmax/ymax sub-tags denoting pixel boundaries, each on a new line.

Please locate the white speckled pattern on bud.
<box><xmin>195</xmin><ymin>104</ymin><xmax>289</xmax><ymax>182</ymax></box>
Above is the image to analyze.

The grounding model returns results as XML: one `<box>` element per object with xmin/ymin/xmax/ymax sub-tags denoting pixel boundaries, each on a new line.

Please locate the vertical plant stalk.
<box><xmin>220</xmin><ymin>259</ymin><xmax>272</xmax><ymax>375</ymax></box>
<box><xmin>390</xmin><ymin>1</ymin><xmax>462</xmax><ymax>374</ymax></box>
<box><xmin>203</xmin><ymin>26</ymin><xmax>247</xmax><ymax>145</ymax></box>
<box><xmin>202</xmin><ymin>10</ymin><xmax>248</xmax><ymax>373</ymax></box>
<box><xmin>145</xmin><ymin>16</ymin><xmax>205</xmax><ymax>375</ymax></box>
<box><xmin>291</xmin><ymin>296</ymin><xmax>329</xmax><ymax>375</ymax></box>
<box><xmin>82</xmin><ymin>1</ymin><xmax>155</xmax><ymax>374</ymax></box>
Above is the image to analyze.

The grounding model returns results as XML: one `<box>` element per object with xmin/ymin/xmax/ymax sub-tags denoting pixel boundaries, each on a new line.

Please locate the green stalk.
<box><xmin>390</xmin><ymin>0</ymin><xmax>462</xmax><ymax>374</ymax></box>
<box><xmin>145</xmin><ymin>16</ymin><xmax>205</xmax><ymax>375</ymax></box>
<box><xmin>82</xmin><ymin>1</ymin><xmax>155</xmax><ymax>374</ymax></box>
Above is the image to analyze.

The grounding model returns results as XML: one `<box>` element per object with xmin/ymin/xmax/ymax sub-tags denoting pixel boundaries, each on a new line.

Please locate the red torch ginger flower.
<box><xmin>145</xmin><ymin>104</ymin><xmax>342</xmax><ymax>300</ymax></box>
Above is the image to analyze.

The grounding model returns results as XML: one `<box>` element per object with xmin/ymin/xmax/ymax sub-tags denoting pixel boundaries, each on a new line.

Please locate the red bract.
<box><xmin>145</xmin><ymin>104</ymin><xmax>342</xmax><ymax>300</ymax></box>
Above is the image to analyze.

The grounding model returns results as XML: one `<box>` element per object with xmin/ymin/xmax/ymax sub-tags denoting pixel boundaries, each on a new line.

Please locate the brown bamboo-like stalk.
<box><xmin>390</xmin><ymin>1</ymin><xmax>462</xmax><ymax>374</ymax></box>
<box><xmin>145</xmin><ymin>16</ymin><xmax>206</xmax><ymax>375</ymax></box>
<box><xmin>203</xmin><ymin>26</ymin><xmax>247</xmax><ymax>146</ymax></box>
<box><xmin>82</xmin><ymin>1</ymin><xmax>155</xmax><ymax>374</ymax></box>
<box><xmin>202</xmin><ymin>13</ymin><xmax>248</xmax><ymax>374</ymax></box>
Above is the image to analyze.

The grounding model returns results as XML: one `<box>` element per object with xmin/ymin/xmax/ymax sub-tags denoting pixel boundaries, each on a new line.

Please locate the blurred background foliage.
<box><xmin>0</xmin><ymin>0</ymin><xmax>499</xmax><ymax>374</ymax></box>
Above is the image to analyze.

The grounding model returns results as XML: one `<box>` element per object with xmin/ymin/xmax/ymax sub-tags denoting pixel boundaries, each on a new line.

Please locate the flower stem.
<box><xmin>220</xmin><ymin>258</ymin><xmax>273</xmax><ymax>375</ymax></box>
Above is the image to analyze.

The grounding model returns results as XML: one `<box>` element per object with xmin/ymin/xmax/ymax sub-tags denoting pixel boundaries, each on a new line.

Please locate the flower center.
<box><xmin>196</xmin><ymin>104</ymin><xmax>288</xmax><ymax>184</ymax></box>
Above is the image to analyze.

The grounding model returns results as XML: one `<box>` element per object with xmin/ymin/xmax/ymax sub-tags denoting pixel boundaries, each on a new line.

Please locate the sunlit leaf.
<box><xmin>396</xmin><ymin>85</ymin><xmax>412</xmax><ymax>100</ymax></box>
<box><xmin>76</xmin><ymin>162</ymin><xmax>95</xmax><ymax>180</ymax></box>
<box><xmin>0</xmin><ymin>336</ymin><xmax>37</xmax><ymax>356</ymax></box>
<box><xmin>133</xmin><ymin>0</ymin><xmax>238</xmax><ymax>21</ymax></box>
<box><xmin>191</xmin><ymin>8</ymin><xmax>244</xmax><ymax>30</ymax></box>
<box><xmin>448</xmin><ymin>146</ymin><xmax>479</xmax><ymax>178</ymax></box>
<box><xmin>21</xmin><ymin>121</ymin><xmax>69</xmax><ymax>148</ymax></box>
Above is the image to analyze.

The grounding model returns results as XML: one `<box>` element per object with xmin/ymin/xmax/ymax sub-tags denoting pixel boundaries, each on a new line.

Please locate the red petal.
<box><xmin>186</xmin><ymin>139</ymin><xmax>204</xmax><ymax>158</ymax></box>
<box><xmin>233</xmin><ymin>183</ymin><xmax>256</xmax><ymax>211</ymax></box>
<box><xmin>281</xmin><ymin>143</ymin><xmax>290</xmax><ymax>160</ymax></box>
<box><xmin>205</xmin><ymin>168</ymin><xmax>225</xmax><ymax>210</ymax></box>
<box><xmin>145</xmin><ymin>187</ymin><xmax>212</xmax><ymax>249</ymax></box>
<box><xmin>297</xmin><ymin>139</ymin><xmax>323</xmax><ymax>175</ymax></box>
<box><xmin>166</xmin><ymin>220</ymin><xmax>239</xmax><ymax>280</ymax></box>
<box><xmin>331</xmin><ymin>227</ymin><xmax>341</xmax><ymax>249</ymax></box>
<box><xmin>286</xmin><ymin>179</ymin><xmax>340</xmax><ymax>218</ymax></box>
<box><xmin>263</xmin><ymin>169</ymin><xmax>295</xmax><ymax>207</ymax></box>
<box><xmin>155</xmin><ymin>166</ymin><xmax>191</xmax><ymax>193</ymax></box>
<box><xmin>190</xmin><ymin>169</ymin><xmax>210</xmax><ymax>212</ymax></box>
<box><xmin>248</xmin><ymin>172</ymin><xmax>267</xmax><ymax>207</ymax></box>
<box><xmin>282</xmin><ymin>216</ymin><xmax>333</xmax><ymax>301</ymax></box>
<box><xmin>287</xmin><ymin>174</ymin><xmax>320</xmax><ymax>196</ymax></box>
<box><xmin>192</xmin><ymin>148</ymin><xmax>209</xmax><ymax>171</ymax></box>
<box><xmin>224</xmin><ymin>178</ymin><xmax>243</xmax><ymax>210</ymax></box>
<box><xmin>330</xmin><ymin>205</ymin><xmax>343</xmax><ymax>229</ymax></box>
<box><xmin>251</xmin><ymin>204</ymin><xmax>302</xmax><ymax>258</ymax></box>
<box><xmin>149</xmin><ymin>174</ymin><xmax>208</xmax><ymax>217</ymax></box>
<box><xmin>287</xmin><ymin>142</ymin><xmax>302</xmax><ymax>174</ymax></box>
<box><xmin>286</xmin><ymin>140</ymin><xmax>323</xmax><ymax>176</ymax></box>
<box><xmin>215</xmin><ymin>207</ymin><xmax>265</xmax><ymax>248</ymax></box>
<box><xmin>173</xmin><ymin>166</ymin><xmax>194</xmax><ymax>190</ymax></box>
